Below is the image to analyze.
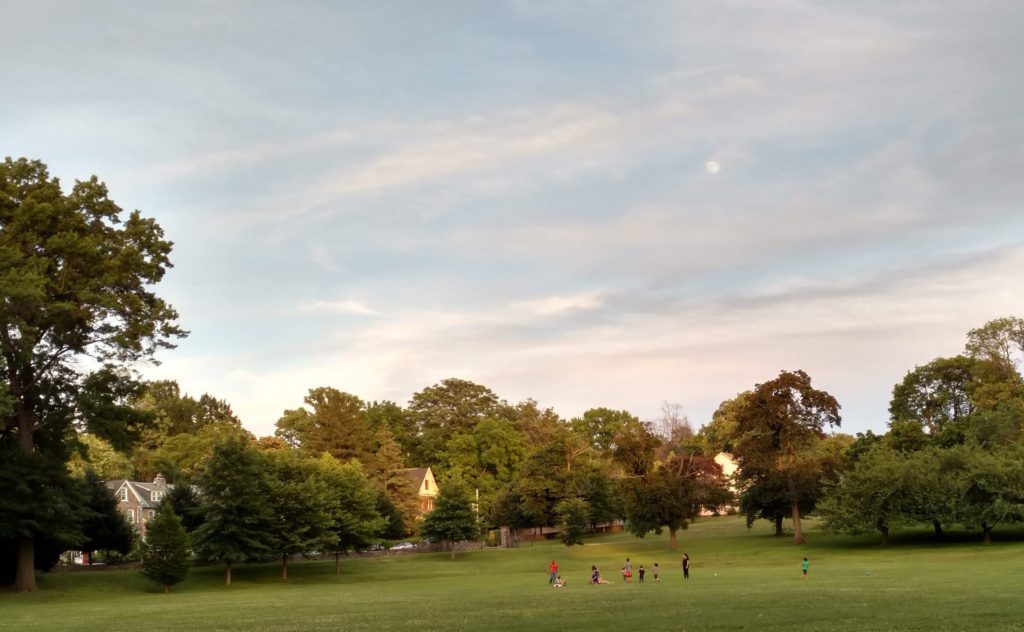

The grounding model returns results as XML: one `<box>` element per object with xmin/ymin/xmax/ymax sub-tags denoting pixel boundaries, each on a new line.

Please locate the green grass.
<box><xmin>4</xmin><ymin>517</ymin><xmax>1024</xmax><ymax>631</ymax></box>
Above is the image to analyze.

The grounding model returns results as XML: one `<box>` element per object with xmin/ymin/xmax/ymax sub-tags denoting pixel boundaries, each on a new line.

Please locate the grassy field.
<box><xmin>3</xmin><ymin>516</ymin><xmax>1024</xmax><ymax>631</ymax></box>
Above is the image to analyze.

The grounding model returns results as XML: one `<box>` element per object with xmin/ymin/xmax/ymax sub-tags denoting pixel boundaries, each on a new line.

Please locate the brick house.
<box><xmin>105</xmin><ymin>474</ymin><xmax>174</xmax><ymax>539</ymax></box>
<box><xmin>401</xmin><ymin>467</ymin><xmax>439</xmax><ymax>514</ymax></box>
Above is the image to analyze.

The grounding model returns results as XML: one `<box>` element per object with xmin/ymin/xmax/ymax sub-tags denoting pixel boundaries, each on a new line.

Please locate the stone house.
<box><xmin>105</xmin><ymin>474</ymin><xmax>174</xmax><ymax>539</ymax></box>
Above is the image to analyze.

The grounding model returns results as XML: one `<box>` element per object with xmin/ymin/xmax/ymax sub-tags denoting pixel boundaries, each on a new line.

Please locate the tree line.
<box><xmin>3</xmin><ymin>158</ymin><xmax>1023</xmax><ymax>592</ymax></box>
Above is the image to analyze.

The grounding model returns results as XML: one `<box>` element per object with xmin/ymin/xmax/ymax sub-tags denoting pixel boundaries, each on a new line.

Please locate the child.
<box><xmin>652</xmin><ymin>562</ymin><xmax>660</xmax><ymax>582</ymax></box>
<box><xmin>801</xmin><ymin>557</ymin><xmax>809</xmax><ymax>579</ymax></box>
<box><xmin>553</xmin><ymin>576</ymin><xmax>567</xmax><ymax>588</ymax></box>
<box><xmin>638</xmin><ymin>565</ymin><xmax>645</xmax><ymax>583</ymax></box>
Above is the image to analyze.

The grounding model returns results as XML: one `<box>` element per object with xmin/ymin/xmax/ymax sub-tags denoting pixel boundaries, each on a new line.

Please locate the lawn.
<box><xmin>3</xmin><ymin>516</ymin><xmax>1024</xmax><ymax>631</ymax></box>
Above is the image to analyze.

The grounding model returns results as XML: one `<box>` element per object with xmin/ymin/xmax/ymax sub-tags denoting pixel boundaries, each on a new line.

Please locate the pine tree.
<box><xmin>141</xmin><ymin>504</ymin><xmax>190</xmax><ymax>593</ymax></box>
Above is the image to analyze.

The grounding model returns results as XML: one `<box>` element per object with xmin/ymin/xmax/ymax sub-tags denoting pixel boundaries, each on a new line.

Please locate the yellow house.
<box><xmin>401</xmin><ymin>467</ymin><xmax>439</xmax><ymax>514</ymax></box>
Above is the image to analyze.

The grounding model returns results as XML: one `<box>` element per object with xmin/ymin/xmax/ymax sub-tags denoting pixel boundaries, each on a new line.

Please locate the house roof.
<box><xmin>401</xmin><ymin>467</ymin><xmax>430</xmax><ymax>483</ymax></box>
<box><xmin>105</xmin><ymin>478</ymin><xmax>174</xmax><ymax>509</ymax></box>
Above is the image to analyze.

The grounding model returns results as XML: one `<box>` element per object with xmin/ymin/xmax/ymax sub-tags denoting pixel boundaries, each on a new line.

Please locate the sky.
<box><xmin>3</xmin><ymin>1</ymin><xmax>1023</xmax><ymax>439</ymax></box>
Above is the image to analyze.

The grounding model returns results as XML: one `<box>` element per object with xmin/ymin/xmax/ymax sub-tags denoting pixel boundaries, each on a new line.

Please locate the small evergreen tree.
<box><xmin>141</xmin><ymin>504</ymin><xmax>190</xmax><ymax>593</ymax></box>
<box><xmin>420</xmin><ymin>481</ymin><xmax>478</xmax><ymax>559</ymax></box>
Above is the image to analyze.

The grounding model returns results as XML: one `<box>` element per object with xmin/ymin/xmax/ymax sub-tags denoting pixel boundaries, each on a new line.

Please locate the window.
<box><xmin>151</xmin><ymin>491</ymin><xmax>162</xmax><ymax>502</ymax></box>
<box><xmin>126</xmin><ymin>510</ymin><xmax>135</xmax><ymax>524</ymax></box>
<box><xmin>425</xmin><ymin>479</ymin><xmax>429</xmax><ymax>490</ymax></box>
<box><xmin>119</xmin><ymin>487</ymin><xmax>128</xmax><ymax>502</ymax></box>
<box><xmin>147</xmin><ymin>510</ymin><xmax>155</xmax><ymax>522</ymax></box>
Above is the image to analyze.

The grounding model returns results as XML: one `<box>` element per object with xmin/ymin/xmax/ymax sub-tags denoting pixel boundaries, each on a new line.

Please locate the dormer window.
<box><xmin>151</xmin><ymin>491</ymin><xmax>162</xmax><ymax>502</ymax></box>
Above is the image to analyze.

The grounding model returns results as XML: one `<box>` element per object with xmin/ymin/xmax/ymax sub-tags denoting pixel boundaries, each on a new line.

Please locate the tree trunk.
<box><xmin>982</xmin><ymin>523</ymin><xmax>992</xmax><ymax>544</ymax></box>
<box><xmin>226</xmin><ymin>560</ymin><xmax>232</xmax><ymax>586</ymax></box>
<box><xmin>879</xmin><ymin>526</ymin><xmax>890</xmax><ymax>547</ymax></box>
<box><xmin>282</xmin><ymin>554</ymin><xmax>289</xmax><ymax>580</ymax></box>
<box><xmin>335</xmin><ymin>552</ymin><xmax>341</xmax><ymax>574</ymax></box>
<box><xmin>774</xmin><ymin>516</ymin><xmax>784</xmax><ymax>537</ymax></box>
<box><xmin>668</xmin><ymin>526</ymin><xmax>678</xmax><ymax>550</ymax></box>
<box><xmin>164</xmin><ymin>583</ymin><xmax>169</xmax><ymax>594</ymax></box>
<box><xmin>14</xmin><ymin>403</ymin><xmax>38</xmax><ymax>592</ymax></box>
<box><xmin>790</xmin><ymin>498</ymin><xmax>805</xmax><ymax>545</ymax></box>
<box><xmin>933</xmin><ymin>520</ymin><xmax>943</xmax><ymax>539</ymax></box>
<box><xmin>14</xmin><ymin>538</ymin><xmax>36</xmax><ymax>593</ymax></box>
<box><xmin>450</xmin><ymin>541</ymin><xmax>456</xmax><ymax>560</ymax></box>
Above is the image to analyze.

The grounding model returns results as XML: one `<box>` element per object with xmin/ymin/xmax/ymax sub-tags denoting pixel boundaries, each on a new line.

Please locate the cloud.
<box><xmin>300</xmin><ymin>299</ymin><xmax>379</xmax><ymax>316</ymax></box>
<box><xmin>512</xmin><ymin>291</ymin><xmax>604</xmax><ymax>315</ymax></box>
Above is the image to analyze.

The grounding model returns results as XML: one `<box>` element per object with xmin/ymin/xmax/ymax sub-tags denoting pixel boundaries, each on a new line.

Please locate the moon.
<box><xmin>705</xmin><ymin>160</ymin><xmax>721</xmax><ymax>175</ymax></box>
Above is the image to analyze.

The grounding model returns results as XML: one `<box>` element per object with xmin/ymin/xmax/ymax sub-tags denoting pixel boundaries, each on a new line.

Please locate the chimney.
<box><xmin>153</xmin><ymin>473</ymin><xmax>167</xmax><ymax>487</ymax></box>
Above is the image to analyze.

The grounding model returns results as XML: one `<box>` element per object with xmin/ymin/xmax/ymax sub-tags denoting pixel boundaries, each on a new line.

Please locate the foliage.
<box><xmin>622</xmin><ymin>451</ymin><xmax>729</xmax><ymax>549</ymax></box>
<box><xmin>141</xmin><ymin>503</ymin><xmax>190</xmax><ymax>592</ymax></box>
<box><xmin>0</xmin><ymin>157</ymin><xmax>184</xmax><ymax>590</ymax></box>
<box><xmin>406</xmin><ymin>378</ymin><xmax>505</xmax><ymax>468</ymax></box>
<box><xmin>262</xmin><ymin>450</ymin><xmax>337</xmax><ymax>579</ymax></box>
<box><xmin>730</xmin><ymin>370</ymin><xmax>841</xmax><ymax>544</ymax></box>
<box><xmin>420</xmin><ymin>481</ymin><xmax>478</xmax><ymax>558</ymax></box>
<box><xmin>192</xmin><ymin>439</ymin><xmax>275</xmax><ymax>584</ymax></box>
<box><xmin>274</xmin><ymin>388</ymin><xmax>373</xmax><ymax>462</ymax></box>
<box><xmin>67</xmin><ymin>433</ymin><xmax>135</xmax><ymax>480</ymax></box>
<box><xmin>554</xmin><ymin>497</ymin><xmax>590</xmax><ymax>546</ymax></box>
<box><xmin>79</xmin><ymin>471</ymin><xmax>134</xmax><ymax>558</ymax></box>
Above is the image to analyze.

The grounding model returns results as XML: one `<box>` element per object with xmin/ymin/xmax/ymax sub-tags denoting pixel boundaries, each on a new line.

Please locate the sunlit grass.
<box><xmin>3</xmin><ymin>516</ymin><xmax>1024</xmax><ymax>631</ymax></box>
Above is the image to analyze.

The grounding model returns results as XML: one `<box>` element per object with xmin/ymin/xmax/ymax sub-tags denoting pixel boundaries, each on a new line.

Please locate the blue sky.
<box><xmin>3</xmin><ymin>1</ymin><xmax>1022</xmax><ymax>438</ymax></box>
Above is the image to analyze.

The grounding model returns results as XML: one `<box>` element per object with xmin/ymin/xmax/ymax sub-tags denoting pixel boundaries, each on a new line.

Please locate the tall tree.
<box><xmin>79</xmin><ymin>471</ymin><xmax>134</xmax><ymax>562</ymax></box>
<box><xmin>420</xmin><ymin>481</ymin><xmax>478</xmax><ymax>559</ymax></box>
<box><xmin>555</xmin><ymin>497</ymin><xmax>590</xmax><ymax>546</ymax></box>
<box><xmin>315</xmin><ymin>454</ymin><xmax>385</xmax><ymax>573</ymax></box>
<box><xmin>263</xmin><ymin>450</ymin><xmax>336</xmax><ymax>580</ymax></box>
<box><xmin>192</xmin><ymin>439</ymin><xmax>274</xmax><ymax>586</ymax></box>
<box><xmin>0</xmin><ymin>157</ymin><xmax>183</xmax><ymax>591</ymax></box>
<box><xmin>731</xmin><ymin>370</ymin><xmax>841</xmax><ymax>545</ymax></box>
<box><xmin>570</xmin><ymin>407</ymin><xmax>639</xmax><ymax>452</ymax></box>
<box><xmin>817</xmin><ymin>444</ymin><xmax>919</xmax><ymax>545</ymax></box>
<box><xmin>622</xmin><ymin>451</ymin><xmax>730</xmax><ymax>549</ymax></box>
<box><xmin>965</xmin><ymin>316</ymin><xmax>1024</xmax><ymax>369</ymax></box>
<box><xmin>406</xmin><ymin>378</ymin><xmax>503</xmax><ymax>467</ymax></box>
<box><xmin>141</xmin><ymin>503</ymin><xmax>190</xmax><ymax>593</ymax></box>
<box><xmin>274</xmin><ymin>387</ymin><xmax>373</xmax><ymax>463</ymax></box>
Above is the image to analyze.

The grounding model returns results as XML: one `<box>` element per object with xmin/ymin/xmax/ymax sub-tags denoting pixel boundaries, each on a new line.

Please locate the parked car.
<box><xmin>392</xmin><ymin>542</ymin><xmax>415</xmax><ymax>550</ymax></box>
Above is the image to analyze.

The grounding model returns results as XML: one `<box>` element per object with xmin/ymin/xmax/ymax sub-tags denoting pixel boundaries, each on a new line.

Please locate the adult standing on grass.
<box><xmin>549</xmin><ymin>559</ymin><xmax>559</xmax><ymax>584</ymax></box>
<box><xmin>802</xmin><ymin>557</ymin><xmax>809</xmax><ymax>579</ymax></box>
<box><xmin>624</xmin><ymin>558</ymin><xmax>632</xmax><ymax>582</ymax></box>
<box><xmin>682</xmin><ymin>553</ymin><xmax>690</xmax><ymax>579</ymax></box>
<box><xmin>653</xmin><ymin>562</ymin><xmax>660</xmax><ymax>582</ymax></box>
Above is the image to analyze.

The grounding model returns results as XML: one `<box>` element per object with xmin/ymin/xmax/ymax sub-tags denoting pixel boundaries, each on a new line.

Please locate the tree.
<box><xmin>817</xmin><ymin>444</ymin><xmax>919</xmax><ymax>545</ymax></box>
<box><xmin>67</xmin><ymin>433</ymin><xmax>135</xmax><ymax>481</ymax></box>
<box><xmin>420</xmin><ymin>482</ymin><xmax>478</xmax><ymax>559</ymax></box>
<box><xmin>192</xmin><ymin>439</ymin><xmax>274</xmax><ymax>585</ymax></box>
<box><xmin>890</xmin><ymin>356</ymin><xmax>977</xmax><ymax>438</ymax></box>
<box><xmin>312</xmin><ymin>454</ymin><xmax>385</xmax><ymax>574</ymax></box>
<box><xmin>263</xmin><ymin>450</ymin><xmax>336</xmax><ymax>580</ymax></box>
<box><xmin>370</xmin><ymin>426</ymin><xmax>419</xmax><ymax>534</ymax></box>
<box><xmin>571</xmin><ymin>407</ymin><xmax>638</xmax><ymax>452</ymax></box>
<box><xmin>965</xmin><ymin>316</ymin><xmax>1024</xmax><ymax>369</ymax></box>
<box><xmin>731</xmin><ymin>370</ymin><xmax>841</xmax><ymax>545</ymax></box>
<box><xmin>79</xmin><ymin>471</ymin><xmax>134</xmax><ymax>562</ymax></box>
<box><xmin>165</xmin><ymin>481</ymin><xmax>204</xmax><ymax>534</ymax></box>
<box><xmin>622</xmin><ymin>451</ymin><xmax>729</xmax><ymax>549</ymax></box>
<box><xmin>555</xmin><ymin>498</ymin><xmax>590</xmax><ymax>546</ymax></box>
<box><xmin>1</xmin><ymin>158</ymin><xmax>184</xmax><ymax>591</ymax></box>
<box><xmin>274</xmin><ymin>388</ymin><xmax>373</xmax><ymax>463</ymax></box>
<box><xmin>406</xmin><ymin>378</ymin><xmax>504</xmax><ymax>467</ymax></box>
<box><xmin>141</xmin><ymin>503</ymin><xmax>190</xmax><ymax>592</ymax></box>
